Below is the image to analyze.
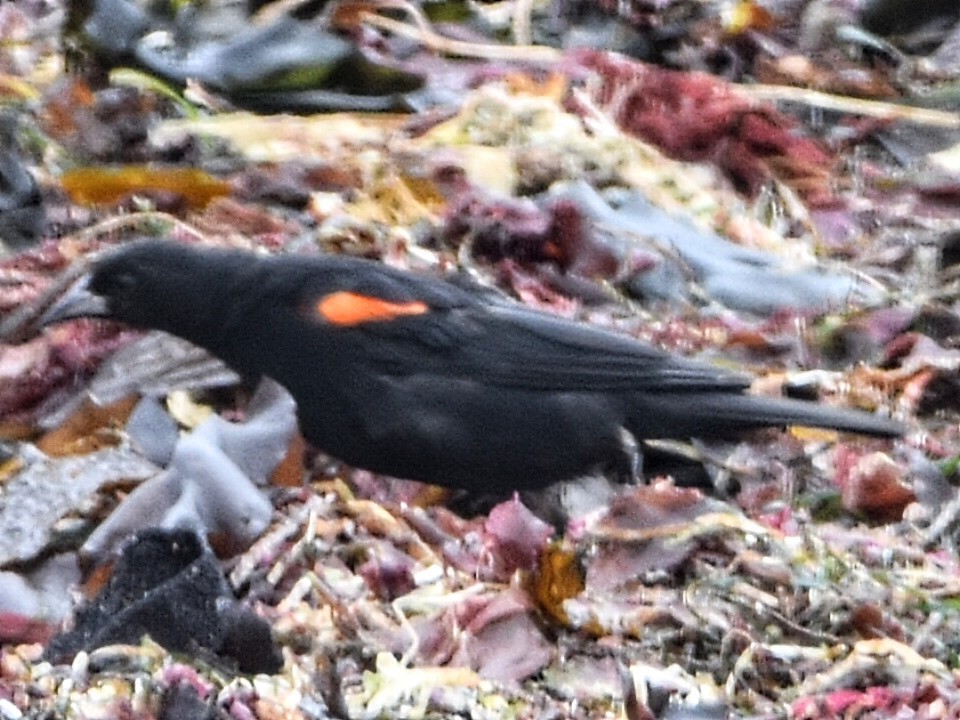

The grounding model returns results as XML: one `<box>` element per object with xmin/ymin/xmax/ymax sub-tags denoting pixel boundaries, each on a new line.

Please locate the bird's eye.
<box><xmin>103</xmin><ymin>271</ymin><xmax>138</xmax><ymax>295</ymax></box>
<box><xmin>90</xmin><ymin>269</ymin><xmax>138</xmax><ymax>300</ymax></box>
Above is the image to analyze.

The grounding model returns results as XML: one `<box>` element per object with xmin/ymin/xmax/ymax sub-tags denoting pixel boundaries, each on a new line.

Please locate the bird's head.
<box><xmin>41</xmin><ymin>240</ymin><xmax>245</xmax><ymax>332</ymax></box>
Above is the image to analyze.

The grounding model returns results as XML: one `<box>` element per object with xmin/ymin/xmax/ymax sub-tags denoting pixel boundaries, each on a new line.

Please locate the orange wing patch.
<box><xmin>316</xmin><ymin>291</ymin><xmax>429</xmax><ymax>326</ymax></box>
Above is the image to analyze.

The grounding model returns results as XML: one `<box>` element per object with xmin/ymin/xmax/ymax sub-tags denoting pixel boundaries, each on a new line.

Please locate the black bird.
<box><xmin>42</xmin><ymin>240</ymin><xmax>903</xmax><ymax>491</ymax></box>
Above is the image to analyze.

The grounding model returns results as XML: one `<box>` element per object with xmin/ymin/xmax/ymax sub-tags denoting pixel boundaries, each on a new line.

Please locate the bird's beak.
<box><xmin>40</xmin><ymin>274</ymin><xmax>111</xmax><ymax>325</ymax></box>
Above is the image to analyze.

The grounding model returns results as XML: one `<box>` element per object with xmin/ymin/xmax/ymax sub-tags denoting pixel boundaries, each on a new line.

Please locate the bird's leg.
<box><xmin>527</xmin><ymin>429</ymin><xmax>644</xmax><ymax>529</ymax></box>
<box><xmin>617</xmin><ymin>426</ymin><xmax>643</xmax><ymax>484</ymax></box>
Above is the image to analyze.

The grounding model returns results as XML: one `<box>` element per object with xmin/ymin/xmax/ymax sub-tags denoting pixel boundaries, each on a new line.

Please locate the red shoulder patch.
<box><xmin>315</xmin><ymin>291</ymin><xmax>429</xmax><ymax>326</ymax></box>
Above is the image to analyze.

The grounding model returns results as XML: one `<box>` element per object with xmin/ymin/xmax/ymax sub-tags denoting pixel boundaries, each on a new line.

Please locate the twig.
<box><xmin>359</xmin><ymin>0</ymin><xmax>560</xmax><ymax>63</ymax></box>
<box><xmin>740</xmin><ymin>84</ymin><xmax>960</xmax><ymax>128</ymax></box>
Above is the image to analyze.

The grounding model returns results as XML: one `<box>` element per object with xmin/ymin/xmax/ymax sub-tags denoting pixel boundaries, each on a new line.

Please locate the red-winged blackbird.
<box><xmin>42</xmin><ymin>240</ymin><xmax>903</xmax><ymax>491</ymax></box>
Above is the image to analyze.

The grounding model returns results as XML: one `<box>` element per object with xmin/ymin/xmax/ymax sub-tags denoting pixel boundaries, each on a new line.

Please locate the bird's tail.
<box><xmin>627</xmin><ymin>392</ymin><xmax>904</xmax><ymax>439</ymax></box>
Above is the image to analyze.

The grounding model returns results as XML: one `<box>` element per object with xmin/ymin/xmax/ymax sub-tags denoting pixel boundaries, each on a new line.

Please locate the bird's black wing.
<box><xmin>295</xmin><ymin>258</ymin><xmax>750</xmax><ymax>393</ymax></box>
<box><xmin>334</xmin><ymin>296</ymin><xmax>752</xmax><ymax>394</ymax></box>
